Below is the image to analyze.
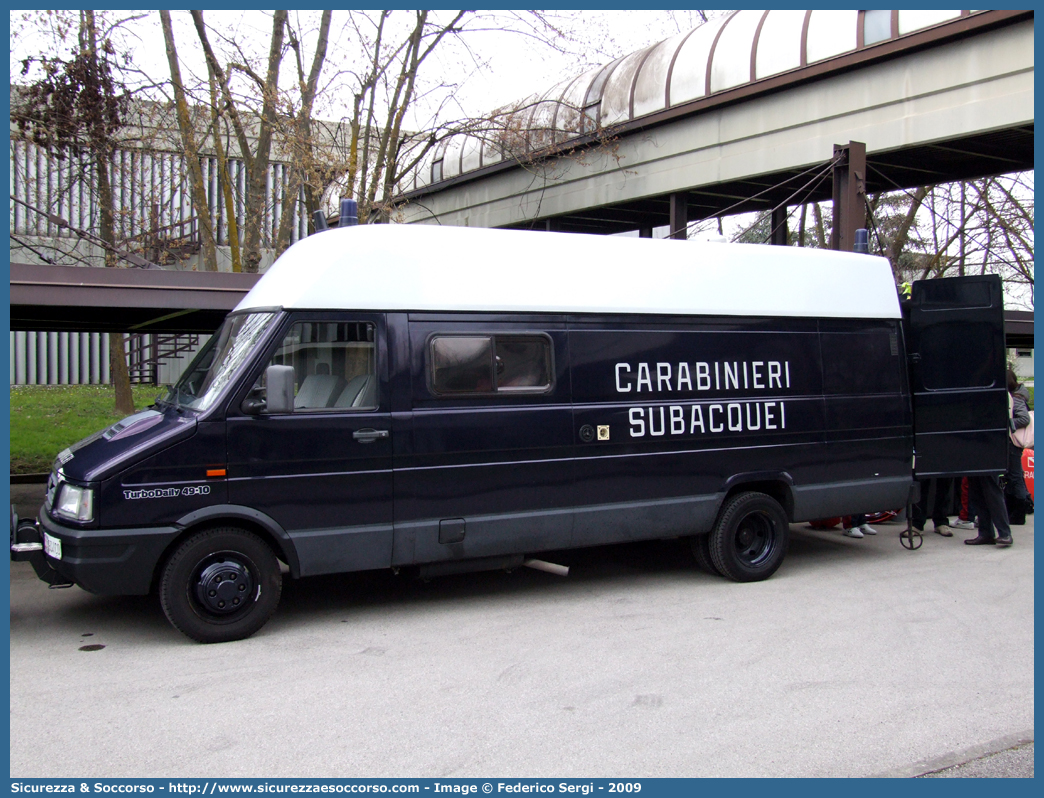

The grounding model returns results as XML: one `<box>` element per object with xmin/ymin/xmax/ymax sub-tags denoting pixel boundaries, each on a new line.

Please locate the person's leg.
<box><xmin>930</xmin><ymin>477</ymin><xmax>954</xmax><ymax>536</ymax></box>
<box><xmin>911</xmin><ymin>479</ymin><xmax>931</xmax><ymax>531</ymax></box>
<box><xmin>953</xmin><ymin>477</ymin><xmax>976</xmax><ymax>530</ymax></box>
<box><xmin>965</xmin><ymin>478</ymin><xmax>996</xmax><ymax>545</ymax></box>
<box><xmin>843</xmin><ymin>513</ymin><xmax>865</xmax><ymax>538</ymax></box>
<box><xmin>984</xmin><ymin>475</ymin><xmax>1013</xmax><ymax>546</ymax></box>
<box><xmin>847</xmin><ymin>512</ymin><xmax>876</xmax><ymax>536</ymax></box>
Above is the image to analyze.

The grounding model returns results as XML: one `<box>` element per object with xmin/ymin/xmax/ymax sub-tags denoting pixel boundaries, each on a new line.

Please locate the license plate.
<box><xmin>43</xmin><ymin>532</ymin><xmax>62</xmax><ymax>560</ymax></box>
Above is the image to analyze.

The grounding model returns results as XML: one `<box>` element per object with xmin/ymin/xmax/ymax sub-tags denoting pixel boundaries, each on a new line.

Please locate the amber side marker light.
<box><xmin>206</xmin><ymin>468</ymin><xmax>227</xmax><ymax>478</ymax></box>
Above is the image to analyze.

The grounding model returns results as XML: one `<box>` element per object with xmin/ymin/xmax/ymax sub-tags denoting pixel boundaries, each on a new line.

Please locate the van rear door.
<box><xmin>905</xmin><ymin>275</ymin><xmax>1008</xmax><ymax>477</ymax></box>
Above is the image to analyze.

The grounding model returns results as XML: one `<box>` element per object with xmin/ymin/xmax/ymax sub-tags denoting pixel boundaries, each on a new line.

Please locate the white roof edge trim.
<box><xmin>237</xmin><ymin>225</ymin><xmax>902</xmax><ymax>320</ymax></box>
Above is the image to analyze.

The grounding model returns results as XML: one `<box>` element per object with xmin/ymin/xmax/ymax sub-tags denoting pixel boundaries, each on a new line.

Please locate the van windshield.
<box><xmin>164</xmin><ymin>311</ymin><xmax>276</xmax><ymax>412</ymax></box>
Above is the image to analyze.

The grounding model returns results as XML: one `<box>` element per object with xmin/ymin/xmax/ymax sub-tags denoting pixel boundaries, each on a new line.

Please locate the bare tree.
<box><xmin>274</xmin><ymin>10</ymin><xmax>332</xmax><ymax>253</ymax></box>
<box><xmin>11</xmin><ymin>10</ymin><xmax>137</xmax><ymax>414</ymax></box>
<box><xmin>865</xmin><ymin>174</ymin><xmax>1033</xmax><ymax>308</ymax></box>
<box><xmin>191</xmin><ymin>9</ymin><xmax>288</xmax><ymax>273</ymax></box>
<box><xmin>159</xmin><ymin>9</ymin><xmax>219</xmax><ymax>272</ymax></box>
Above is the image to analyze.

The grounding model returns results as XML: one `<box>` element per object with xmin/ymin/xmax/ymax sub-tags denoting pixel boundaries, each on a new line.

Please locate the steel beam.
<box><xmin>831</xmin><ymin>141</ymin><xmax>866</xmax><ymax>252</ymax></box>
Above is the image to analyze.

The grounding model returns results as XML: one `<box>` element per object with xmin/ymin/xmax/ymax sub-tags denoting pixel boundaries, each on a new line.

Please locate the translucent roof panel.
<box><xmin>442</xmin><ymin>135</ymin><xmax>464</xmax><ymax>179</ymax></box>
<box><xmin>601</xmin><ymin>46</ymin><xmax>655</xmax><ymax>125</ymax></box>
<box><xmin>481</xmin><ymin>107</ymin><xmax>511</xmax><ymax>165</ymax></box>
<box><xmin>554</xmin><ymin>69</ymin><xmax>599</xmax><ymax>139</ymax></box>
<box><xmin>755</xmin><ymin>9</ymin><xmax>806</xmax><ymax>80</ymax></box>
<box><xmin>460</xmin><ymin>135</ymin><xmax>482</xmax><ymax>174</ymax></box>
<box><xmin>502</xmin><ymin>94</ymin><xmax>540</xmax><ymax>155</ymax></box>
<box><xmin>480</xmin><ymin>139</ymin><xmax>503</xmax><ymax>166</ymax></box>
<box><xmin>401</xmin><ymin>9</ymin><xmax>985</xmax><ymax>192</ymax></box>
<box><xmin>863</xmin><ymin>9</ymin><xmax>892</xmax><ymax>45</ymax></box>
<box><xmin>805</xmin><ymin>10</ymin><xmax>858</xmax><ymax>64</ymax></box>
<box><xmin>669</xmin><ymin>14</ymin><xmax>731</xmax><ymax>105</ymax></box>
<box><xmin>530</xmin><ymin>80</ymin><xmax>571</xmax><ymax>149</ymax></box>
<box><xmin>709</xmin><ymin>10</ymin><xmax>764</xmax><ymax>94</ymax></box>
<box><xmin>431</xmin><ymin>137</ymin><xmax>451</xmax><ymax>162</ymax></box>
<box><xmin>632</xmin><ymin>30</ymin><xmax>691</xmax><ymax>118</ymax></box>
<box><xmin>899</xmin><ymin>10</ymin><xmax>962</xmax><ymax>35</ymax></box>
<box><xmin>583</xmin><ymin>55</ymin><xmax>628</xmax><ymax>129</ymax></box>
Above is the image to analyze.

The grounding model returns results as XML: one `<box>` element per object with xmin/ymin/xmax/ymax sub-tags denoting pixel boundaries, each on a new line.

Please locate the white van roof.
<box><xmin>235</xmin><ymin>224</ymin><xmax>902</xmax><ymax>320</ymax></box>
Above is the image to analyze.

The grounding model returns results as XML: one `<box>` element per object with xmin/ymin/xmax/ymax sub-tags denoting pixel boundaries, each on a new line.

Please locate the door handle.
<box><xmin>353</xmin><ymin>428</ymin><xmax>389</xmax><ymax>444</ymax></box>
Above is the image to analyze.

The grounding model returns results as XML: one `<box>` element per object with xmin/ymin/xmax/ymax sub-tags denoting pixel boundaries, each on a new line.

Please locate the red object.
<box><xmin>1023</xmin><ymin>448</ymin><xmax>1034</xmax><ymax>500</ymax></box>
<box><xmin>866</xmin><ymin>510</ymin><xmax>899</xmax><ymax>524</ymax></box>
<box><xmin>809</xmin><ymin>517</ymin><xmax>843</xmax><ymax>530</ymax></box>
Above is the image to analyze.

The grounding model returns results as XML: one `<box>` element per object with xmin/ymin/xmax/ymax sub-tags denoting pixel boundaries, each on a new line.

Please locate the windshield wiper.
<box><xmin>157</xmin><ymin>385</ymin><xmax>187</xmax><ymax>413</ymax></box>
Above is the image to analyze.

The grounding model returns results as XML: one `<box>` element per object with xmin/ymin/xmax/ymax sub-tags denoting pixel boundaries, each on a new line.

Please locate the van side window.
<box><xmin>257</xmin><ymin>321</ymin><xmax>377</xmax><ymax>410</ymax></box>
<box><xmin>430</xmin><ymin>334</ymin><xmax>552</xmax><ymax>395</ymax></box>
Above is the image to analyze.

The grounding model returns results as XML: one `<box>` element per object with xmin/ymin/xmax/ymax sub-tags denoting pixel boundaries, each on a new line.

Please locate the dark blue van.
<box><xmin>11</xmin><ymin>225</ymin><xmax>1009</xmax><ymax>642</ymax></box>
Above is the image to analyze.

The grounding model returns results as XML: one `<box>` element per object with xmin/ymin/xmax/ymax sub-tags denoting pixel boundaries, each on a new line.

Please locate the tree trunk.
<box><xmin>812</xmin><ymin>202</ymin><xmax>827</xmax><ymax>248</ymax></box>
<box><xmin>96</xmin><ymin>158</ymin><xmax>135</xmax><ymax>415</ymax></box>
<box><xmin>241</xmin><ymin>10</ymin><xmax>287</xmax><ymax>273</ymax></box>
<box><xmin>276</xmin><ymin>10</ymin><xmax>332</xmax><ymax>255</ymax></box>
<box><xmin>159</xmin><ymin>10</ymin><xmax>219</xmax><ymax>272</ymax></box>
<box><xmin>209</xmin><ymin>70</ymin><xmax>241</xmax><ymax>271</ymax></box>
<box><xmin>84</xmin><ymin>10</ymin><xmax>135</xmax><ymax>416</ymax></box>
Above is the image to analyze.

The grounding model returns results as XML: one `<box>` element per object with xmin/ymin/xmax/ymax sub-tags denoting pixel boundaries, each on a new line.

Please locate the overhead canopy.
<box><xmin>396</xmin><ymin>10</ymin><xmax>1033</xmax><ymax>235</ymax></box>
<box><xmin>10</xmin><ymin>262</ymin><xmax>260</xmax><ymax>333</ymax></box>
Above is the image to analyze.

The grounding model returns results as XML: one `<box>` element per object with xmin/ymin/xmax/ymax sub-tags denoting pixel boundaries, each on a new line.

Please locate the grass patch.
<box><xmin>10</xmin><ymin>385</ymin><xmax>163</xmax><ymax>474</ymax></box>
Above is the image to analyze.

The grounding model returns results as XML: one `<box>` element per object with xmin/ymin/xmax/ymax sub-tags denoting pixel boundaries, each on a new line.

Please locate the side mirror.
<box><xmin>265</xmin><ymin>365</ymin><xmax>296</xmax><ymax>414</ymax></box>
<box><xmin>242</xmin><ymin>365</ymin><xmax>296</xmax><ymax>415</ymax></box>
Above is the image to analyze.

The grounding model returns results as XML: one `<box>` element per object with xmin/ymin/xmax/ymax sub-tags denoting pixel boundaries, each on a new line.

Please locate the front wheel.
<box><xmin>160</xmin><ymin>527</ymin><xmax>281</xmax><ymax>643</ymax></box>
<box><xmin>709</xmin><ymin>492</ymin><xmax>789</xmax><ymax>582</ymax></box>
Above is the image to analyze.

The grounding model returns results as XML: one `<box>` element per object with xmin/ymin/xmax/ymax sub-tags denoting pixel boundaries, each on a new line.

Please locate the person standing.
<box><xmin>952</xmin><ymin>477</ymin><xmax>976</xmax><ymax>531</ymax></box>
<box><xmin>843</xmin><ymin>514</ymin><xmax>877</xmax><ymax>538</ymax></box>
<box><xmin>912</xmin><ymin>477</ymin><xmax>955</xmax><ymax>537</ymax></box>
<box><xmin>965</xmin><ymin>473</ymin><xmax>1013</xmax><ymax>547</ymax></box>
<box><xmin>1005</xmin><ymin>368</ymin><xmax>1033</xmax><ymax>525</ymax></box>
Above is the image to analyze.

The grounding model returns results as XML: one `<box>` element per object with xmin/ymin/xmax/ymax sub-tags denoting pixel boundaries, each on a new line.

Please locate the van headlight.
<box><xmin>55</xmin><ymin>484</ymin><xmax>94</xmax><ymax>522</ymax></box>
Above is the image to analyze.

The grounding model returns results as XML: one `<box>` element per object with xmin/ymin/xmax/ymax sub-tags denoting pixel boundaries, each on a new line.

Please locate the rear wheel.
<box><xmin>160</xmin><ymin>527</ymin><xmax>281</xmax><ymax>643</ymax></box>
<box><xmin>689</xmin><ymin>534</ymin><xmax>722</xmax><ymax>576</ymax></box>
<box><xmin>709</xmin><ymin>492</ymin><xmax>789</xmax><ymax>582</ymax></box>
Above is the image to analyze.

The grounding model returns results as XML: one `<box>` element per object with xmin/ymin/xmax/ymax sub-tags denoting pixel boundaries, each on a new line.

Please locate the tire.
<box><xmin>709</xmin><ymin>492</ymin><xmax>789</xmax><ymax>582</ymax></box>
<box><xmin>689</xmin><ymin>534</ymin><xmax>722</xmax><ymax>576</ymax></box>
<box><xmin>160</xmin><ymin>527</ymin><xmax>281</xmax><ymax>643</ymax></box>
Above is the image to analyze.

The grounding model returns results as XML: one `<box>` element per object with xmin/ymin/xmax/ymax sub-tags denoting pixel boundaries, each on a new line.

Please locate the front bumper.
<box><xmin>11</xmin><ymin>508</ymin><xmax>73</xmax><ymax>587</ymax></box>
<box><xmin>18</xmin><ymin>510</ymin><xmax>181</xmax><ymax>595</ymax></box>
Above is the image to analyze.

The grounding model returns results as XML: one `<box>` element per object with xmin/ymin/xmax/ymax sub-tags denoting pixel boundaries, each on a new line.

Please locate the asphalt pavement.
<box><xmin>8</xmin><ymin>482</ymin><xmax>1034</xmax><ymax>778</ymax></box>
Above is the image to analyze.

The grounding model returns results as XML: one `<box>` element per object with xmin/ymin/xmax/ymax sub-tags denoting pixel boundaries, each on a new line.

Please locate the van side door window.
<box><xmin>430</xmin><ymin>334</ymin><xmax>552</xmax><ymax>395</ymax></box>
<box><xmin>255</xmin><ymin>321</ymin><xmax>377</xmax><ymax>411</ymax></box>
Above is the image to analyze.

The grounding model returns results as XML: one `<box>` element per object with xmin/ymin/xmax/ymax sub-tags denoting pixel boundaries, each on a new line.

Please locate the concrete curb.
<box><xmin>873</xmin><ymin>730</ymin><xmax>1035</xmax><ymax>778</ymax></box>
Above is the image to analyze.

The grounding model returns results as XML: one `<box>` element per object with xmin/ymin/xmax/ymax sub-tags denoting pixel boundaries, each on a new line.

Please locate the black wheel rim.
<box><xmin>732</xmin><ymin>511</ymin><xmax>776</xmax><ymax>567</ymax></box>
<box><xmin>190</xmin><ymin>552</ymin><xmax>258</xmax><ymax>623</ymax></box>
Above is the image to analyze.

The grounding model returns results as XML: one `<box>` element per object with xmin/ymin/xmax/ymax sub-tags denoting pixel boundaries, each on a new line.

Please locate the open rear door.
<box><xmin>905</xmin><ymin>275</ymin><xmax>1008</xmax><ymax>478</ymax></box>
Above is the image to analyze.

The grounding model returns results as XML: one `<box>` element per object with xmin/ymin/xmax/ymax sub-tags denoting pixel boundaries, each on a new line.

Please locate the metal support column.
<box><xmin>770</xmin><ymin>206</ymin><xmax>789</xmax><ymax>246</ymax></box>
<box><xmin>830</xmin><ymin>141</ymin><xmax>866</xmax><ymax>251</ymax></box>
<box><xmin>639</xmin><ymin>227</ymin><xmax>653</xmax><ymax>238</ymax></box>
<box><xmin>669</xmin><ymin>193</ymin><xmax>688</xmax><ymax>240</ymax></box>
